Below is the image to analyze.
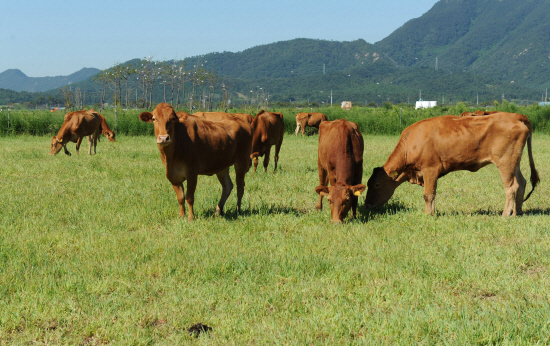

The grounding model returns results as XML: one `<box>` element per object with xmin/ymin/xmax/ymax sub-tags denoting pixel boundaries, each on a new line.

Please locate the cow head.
<box><xmin>315</xmin><ymin>183</ymin><xmax>366</xmax><ymax>223</ymax></box>
<box><xmin>139</xmin><ymin>103</ymin><xmax>178</xmax><ymax>146</ymax></box>
<box><xmin>105</xmin><ymin>131</ymin><xmax>116</xmax><ymax>142</ymax></box>
<box><xmin>364</xmin><ymin>167</ymin><xmax>401</xmax><ymax>208</ymax></box>
<box><xmin>50</xmin><ymin>136</ymin><xmax>64</xmax><ymax>155</ymax></box>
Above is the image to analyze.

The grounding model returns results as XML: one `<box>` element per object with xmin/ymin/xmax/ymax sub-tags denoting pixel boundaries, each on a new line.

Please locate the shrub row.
<box><xmin>1</xmin><ymin>103</ymin><xmax>549</xmax><ymax>137</ymax></box>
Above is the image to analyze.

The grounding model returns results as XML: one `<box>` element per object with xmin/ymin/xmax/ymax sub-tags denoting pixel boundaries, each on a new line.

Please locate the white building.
<box><xmin>415</xmin><ymin>100</ymin><xmax>437</xmax><ymax>109</ymax></box>
<box><xmin>341</xmin><ymin>101</ymin><xmax>352</xmax><ymax>109</ymax></box>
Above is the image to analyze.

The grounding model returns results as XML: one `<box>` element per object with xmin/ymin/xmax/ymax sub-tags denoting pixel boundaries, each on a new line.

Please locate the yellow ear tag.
<box><xmin>354</xmin><ymin>191</ymin><xmax>362</xmax><ymax>196</ymax></box>
<box><xmin>58</xmin><ymin>138</ymin><xmax>63</xmax><ymax>143</ymax></box>
<box><xmin>391</xmin><ymin>171</ymin><xmax>398</xmax><ymax>178</ymax></box>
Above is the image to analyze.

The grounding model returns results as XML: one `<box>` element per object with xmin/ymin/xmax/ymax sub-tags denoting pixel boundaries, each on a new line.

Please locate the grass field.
<box><xmin>1</xmin><ymin>133</ymin><xmax>550</xmax><ymax>345</ymax></box>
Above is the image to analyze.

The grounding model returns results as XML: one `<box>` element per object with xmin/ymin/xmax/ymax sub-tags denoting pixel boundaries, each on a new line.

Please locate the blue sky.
<box><xmin>1</xmin><ymin>0</ymin><xmax>439</xmax><ymax>77</ymax></box>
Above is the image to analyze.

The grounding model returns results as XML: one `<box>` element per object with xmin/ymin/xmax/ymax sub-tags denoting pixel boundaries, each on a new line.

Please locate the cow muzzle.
<box><xmin>157</xmin><ymin>135</ymin><xmax>171</xmax><ymax>145</ymax></box>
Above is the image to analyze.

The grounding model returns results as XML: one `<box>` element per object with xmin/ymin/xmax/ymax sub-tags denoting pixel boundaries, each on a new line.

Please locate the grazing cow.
<box><xmin>460</xmin><ymin>110</ymin><xmax>499</xmax><ymax>116</ymax></box>
<box><xmin>139</xmin><ymin>103</ymin><xmax>253</xmax><ymax>221</ymax></box>
<box><xmin>50</xmin><ymin>109</ymin><xmax>101</xmax><ymax>155</ymax></box>
<box><xmin>364</xmin><ymin>112</ymin><xmax>539</xmax><ymax>217</ymax></box>
<box><xmin>250</xmin><ymin>110</ymin><xmax>285</xmax><ymax>172</ymax></box>
<box><xmin>315</xmin><ymin>119</ymin><xmax>366</xmax><ymax>223</ymax></box>
<box><xmin>295</xmin><ymin>112</ymin><xmax>327</xmax><ymax>136</ymax></box>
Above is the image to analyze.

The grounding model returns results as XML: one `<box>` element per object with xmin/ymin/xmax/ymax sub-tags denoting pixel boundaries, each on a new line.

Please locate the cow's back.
<box><xmin>318</xmin><ymin>119</ymin><xmax>363</xmax><ymax>184</ymax></box>
<box><xmin>252</xmin><ymin>111</ymin><xmax>284</xmax><ymax>149</ymax></box>
<box><xmin>308</xmin><ymin>112</ymin><xmax>327</xmax><ymax>127</ymax></box>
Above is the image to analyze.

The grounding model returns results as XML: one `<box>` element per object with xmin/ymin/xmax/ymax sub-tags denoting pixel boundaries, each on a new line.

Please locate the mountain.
<box><xmin>182</xmin><ymin>38</ymin><xmax>397</xmax><ymax>79</ymax></box>
<box><xmin>0</xmin><ymin>68</ymin><xmax>101</xmax><ymax>92</ymax></box>
<box><xmin>376</xmin><ymin>0</ymin><xmax>550</xmax><ymax>89</ymax></box>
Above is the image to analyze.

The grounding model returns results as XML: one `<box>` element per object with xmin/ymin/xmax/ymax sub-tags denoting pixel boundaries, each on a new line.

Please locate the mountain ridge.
<box><xmin>0</xmin><ymin>67</ymin><xmax>101</xmax><ymax>92</ymax></box>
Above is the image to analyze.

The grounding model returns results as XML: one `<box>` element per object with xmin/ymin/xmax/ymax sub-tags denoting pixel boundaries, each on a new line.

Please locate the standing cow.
<box><xmin>139</xmin><ymin>103</ymin><xmax>252</xmax><ymax>221</ymax></box>
<box><xmin>50</xmin><ymin>109</ymin><xmax>101</xmax><ymax>155</ymax></box>
<box><xmin>295</xmin><ymin>112</ymin><xmax>327</xmax><ymax>136</ymax></box>
<box><xmin>250</xmin><ymin>110</ymin><xmax>285</xmax><ymax>172</ymax></box>
<box><xmin>364</xmin><ymin>112</ymin><xmax>539</xmax><ymax>217</ymax></box>
<box><xmin>315</xmin><ymin>119</ymin><xmax>366</xmax><ymax>223</ymax></box>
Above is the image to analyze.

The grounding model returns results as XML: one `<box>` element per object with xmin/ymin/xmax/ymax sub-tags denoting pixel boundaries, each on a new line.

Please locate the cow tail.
<box><xmin>524</xmin><ymin>132</ymin><xmax>540</xmax><ymax>202</ymax></box>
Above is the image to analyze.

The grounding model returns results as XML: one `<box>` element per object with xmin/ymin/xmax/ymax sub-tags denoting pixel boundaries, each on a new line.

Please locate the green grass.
<box><xmin>1</xmin><ymin>133</ymin><xmax>550</xmax><ymax>344</ymax></box>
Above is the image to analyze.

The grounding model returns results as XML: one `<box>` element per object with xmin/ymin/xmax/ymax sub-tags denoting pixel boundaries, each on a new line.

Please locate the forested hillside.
<box><xmin>376</xmin><ymin>0</ymin><xmax>550</xmax><ymax>88</ymax></box>
<box><xmin>182</xmin><ymin>39</ymin><xmax>396</xmax><ymax>79</ymax></box>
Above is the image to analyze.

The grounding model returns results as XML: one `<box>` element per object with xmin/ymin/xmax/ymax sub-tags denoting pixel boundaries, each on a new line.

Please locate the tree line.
<box><xmin>88</xmin><ymin>57</ymin><xmax>228</xmax><ymax>111</ymax></box>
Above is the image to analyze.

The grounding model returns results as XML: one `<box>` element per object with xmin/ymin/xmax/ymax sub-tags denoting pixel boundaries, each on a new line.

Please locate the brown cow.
<box><xmin>460</xmin><ymin>110</ymin><xmax>499</xmax><ymax>116</ymax></box>
<box><xmin>315</xmin><ymin>119</ymin><xmax>366</xmax><ymax>223</ymax></box>
<box><xmin>50</xmin><ymin>109</ymin><xmax>101</xmax><ymax>155</ymax></box>
<box><xmin>250</xmin><ymin>110</ymin><xmax>285</xmax><ymax>172</ymax></box>
<box><xmin>295</xmin><ymin>112</ymin><xmax>327</xmax><ymax>136</ymax></box>
<box><xmin>139</xmin><ymin>103</ymin><xmax>253</xmax><ymax>221</ymax></box>
<box><xmin>364</xmin><ymin>112</ymin><xmax>539</xmax><ymax>217</ymax></box>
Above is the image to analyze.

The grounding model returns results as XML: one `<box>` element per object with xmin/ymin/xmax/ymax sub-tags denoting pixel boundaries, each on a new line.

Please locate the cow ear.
<box><xmin>352</xmin><ymin>184</ymin><xmax>366</xmax><ymax>196</ymax></box>
<box><xmin>139</xmin><ymin>112</ymin><xmax>153</xmax><ymax>123</ymax></box>
<box><xmin>315</xmin><ymin>186</ymin><xmax>329</xmax><ymax>196</ymax></box>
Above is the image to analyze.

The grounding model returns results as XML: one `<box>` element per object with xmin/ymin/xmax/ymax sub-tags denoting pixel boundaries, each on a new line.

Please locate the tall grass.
<box><xmin>1</xmin><ymin>134</ymin><xmax>550</xmax><ymax>344</ymax></box>
<box><xmin>2</xmin><ymin>103</ymin><xmax>550</xmax><ymax>136</ymax></box>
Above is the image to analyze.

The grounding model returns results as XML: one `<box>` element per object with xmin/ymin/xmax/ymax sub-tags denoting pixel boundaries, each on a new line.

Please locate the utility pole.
<box><xmin>435</xmin><ymin>57</ymin><xmax>438</xmax><ymax>71</ymax></box>
<box><xmin>330</xmin><ymin>89</ymin><xmax>333</xmax><ymax>107</ymax></box>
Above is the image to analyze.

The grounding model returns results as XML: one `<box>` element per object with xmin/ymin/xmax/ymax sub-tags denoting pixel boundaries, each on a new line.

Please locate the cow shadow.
<box><xmin>524</xmin><ymin>208</ymin><xmax>550</xmax><ymax>216</ymax></box>
<box><xmin>437</xmin><ymin>207</ymin><xmax>550</xmax><ymax>217</ymax></box>
<box><xmin>202</xmin><ymin>204</ymin><xmax>309</xmax><ymax>220</ymax></box>
<box><xmin>356</xmin><ymin>201</ymin><xmax>410</xmax><ymax>222</ymax></box>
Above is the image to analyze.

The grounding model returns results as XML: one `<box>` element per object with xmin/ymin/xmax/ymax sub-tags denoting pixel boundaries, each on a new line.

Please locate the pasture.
<box><xmin>1</xmin><ymin>132</ymin><xmax>550</xmax><ymax>344</ymax></box>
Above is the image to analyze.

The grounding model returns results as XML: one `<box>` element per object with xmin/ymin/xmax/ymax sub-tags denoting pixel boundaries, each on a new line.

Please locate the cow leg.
<box><xmin>263</xmin><ymin>150</ymin><xmax>271</xmax><ymax>173</ymax></box>
<box><xmin>234</xmin><ymin>163</ymin><xmax>247</xmax><ymax>214</ymax></box>
<box><xmin>185</xmin><ymin>176</ymin><xmax>197</xmax><ymax>221</ymax></box>
<box><xmin>295</xmin><ymin>123</ymin><xmax>300</xmax><ymax>136</ymax></box>
<box><xmin>273</xmin><ymin>141</ymin><xmax>282</xmax><ymax>172</ymax></box>
<box><xmin>422</xmin><ymin>172</ymin><xmax>438</xmax><ymax>215</ymax></box>
<box><xmin>172</xmin><ymin>184</ymin><xmax>187</xmax><ymax>219</ymax></box>
<box><xmin>316</xmin><ymin>167</ymin><xmax>328</xmax><ymax>211</ymax></box>
<box><xmin>215</xmin><ymin>168</ymin><xmax>233</xmax><ymax>216</ymax></box>
<box><xmin>63</xmin><ymin>144</ymin><xmax>71</xmax><ymax>156</ymax></box>
<box><xmin>87</xmin><ymin>135</ymin><xmax>94</xmax><ymax>155</ymax></box>
<box><xmin>92</xmin><ymin>133</ymin><xmax>98</xmax><ymax>154</ymax></box>
<box><xmin>498</xmin><ymin>165</ymin><xmax>519</xmax><ymax>217</ymax></box>
<box><xmin>76</xmin><ymin>137</ymin><xmax>83</xmax><ymax>155</ymax></box>
<box><xmin>514</xmin><ymin>164</ymin><xmax>527</xmax><ymax>216</ymax></box>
